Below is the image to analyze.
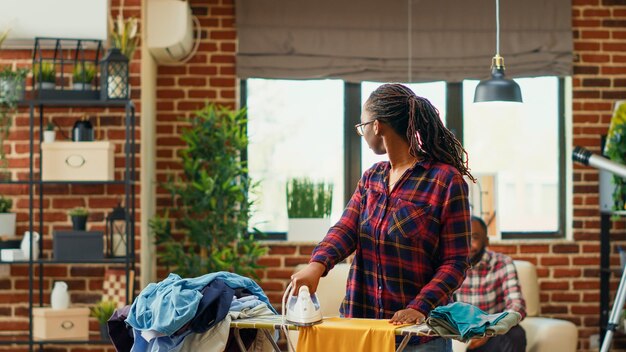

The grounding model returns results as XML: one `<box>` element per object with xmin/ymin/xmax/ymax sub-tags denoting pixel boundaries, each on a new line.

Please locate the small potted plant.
<box><xmin>43</xmin><ymin>120</ymin><xmax>55</xmax><ymax>143</ymax></box>
<box><xmin>32</xmin><ymin>62</ymin><xmax>56</xmax><ymax>90</ymax></box>
<box><xmin>72</xmin><ymin>63</ymin><xmax>96</xmax><ymax>91</ymax></box>
<box><xmin>68</xmin><ymin>207</ymin><xmax>89</xmax><ymax>231</ymax></box>
<box><xmin>286</xmin><ymin>178</ymin><xmax>333</xmax><ymax>242</ymax></box>
<box><xmin>89</xmin><ymin>299</ymin><xmax>117</xmax><ymax>340</ymax></box>
<box><xmin>0</xmin><ymin>196</ymin><xmax>16</xmax><ymax>238</ymax></box>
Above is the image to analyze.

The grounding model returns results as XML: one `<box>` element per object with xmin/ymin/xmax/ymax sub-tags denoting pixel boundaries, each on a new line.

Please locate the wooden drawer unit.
<box><xmin>33</xmin><ymin>307</ymin><xmax>90</xmax><ymax>341</ymax></box>
<box><xmin>41</xmin><ymin>141</ymin><xmax>114</xmax><ymax>181</ymax></box>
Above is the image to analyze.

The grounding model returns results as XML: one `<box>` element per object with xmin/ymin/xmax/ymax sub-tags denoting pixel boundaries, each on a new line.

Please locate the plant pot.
<box><xmin>72</xmin><ymin>83</ymin><xmax>92</xmax><ymax>91</ymax></box>
<box><xmin>39</xmin><ymin>82</ymin><xmax>55</xmax><ymax>90</ymax></box>
<box><xmin>99</xmin><ymin>323</ymin><xmax>109</xmax><ymax>340</ymax></box>
<box><xmin>0</xmin><ymin>213</ymin><xmax>16</xmax><ymax>238</ymax></box>
<box><xmin>0</xmin><ymin>78</ymin><xmax>25</xmax><ymax>101</ymax></box>
<box><xmin>71</xmin><ymin>215</ymin><xmax>88</xmax><ymax>231</ymax></box>
<box><xmin>287</xmin><ymin>218</ymin><xmax>330</xmax><ymax>243</ymax></box>
<box><xmin>43</xmin><ymin>130</ymin><xmax>56</xmax><ymax>143</ymax></box>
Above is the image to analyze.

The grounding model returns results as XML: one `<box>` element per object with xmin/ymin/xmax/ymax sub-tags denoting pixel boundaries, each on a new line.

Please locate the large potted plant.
<box><xmin>0</xmin><ymin>195</ymin><xmax>16</xmax><ymax>238</ymax></box>
<box><xmin>286</xmin><ymin>178</ymin><xmax>333</xmax><ymax>242</ymax></box>
<box><xmin>150</xmin><ymin>103</ymin><xmax>267</xmax><ymax>278</ymax></box>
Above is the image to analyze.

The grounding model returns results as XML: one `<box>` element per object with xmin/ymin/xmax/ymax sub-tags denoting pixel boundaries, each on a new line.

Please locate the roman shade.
<box><xmin>235</xmin><ymin>0</ymin><xmax>572</xmax><ymax>83</ymax></box>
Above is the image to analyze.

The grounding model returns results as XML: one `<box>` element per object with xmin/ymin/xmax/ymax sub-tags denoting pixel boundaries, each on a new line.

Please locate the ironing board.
<box><xmin>230</xmin><ymin>315</ymin><xmax>492</xmax><ymax>352</ymax></box>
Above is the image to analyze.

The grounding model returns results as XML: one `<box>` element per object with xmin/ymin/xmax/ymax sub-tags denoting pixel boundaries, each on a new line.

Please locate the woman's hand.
<box><xmin>290</xmin><ymin>262</ymin><xmax>326</xmax><ymax>295</ymax></box>
<box><xmin>389</xmin><ymin>308</ymin><xmax>425</xmax><ymax>325</ymax></box>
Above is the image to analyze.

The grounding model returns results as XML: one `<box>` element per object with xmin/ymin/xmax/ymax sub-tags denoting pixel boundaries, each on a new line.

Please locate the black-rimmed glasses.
<box><xmin>354</xmin><ymin>120</ymin><xmax>375</xmax><ymax>136</ymax></box>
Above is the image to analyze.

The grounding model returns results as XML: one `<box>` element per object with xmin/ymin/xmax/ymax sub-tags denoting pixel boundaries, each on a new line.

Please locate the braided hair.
<box><xmin>365</xmin><ymin>83</ymin><xmax>475</xmax><ymax>182</ymax></box>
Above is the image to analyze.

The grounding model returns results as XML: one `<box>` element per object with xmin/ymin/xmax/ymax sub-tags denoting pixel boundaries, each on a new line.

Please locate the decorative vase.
<box><xmin>40</xmin><ymin>82</ymin><xmax>55</xmax><ymax>90</ymax></box>
<box><xmin>287</xmin><ymin>218</ymin><xmax>330</xmax><ymax>242</ymax></box>
<box><xmin>71</xmin><ymin>215</ymin><xmax>88</xmax><ymax>231</ymax></box>
<box><xmin>20</xmin><ymin>231</ymin><xmax>40</xmax><ymax>260</ymax></box>
<box><xmin>0</xmin><ymin>212</ymin><xmax>16</xmax><ymax>238</ymax></box>
<box><xmin>43</xmin><ymin>130</ymin><xmax>56</xmax><ymax>143</ymax></box>
<box><xmin>99</xmin><ymin>323</ymin><xmax>108</xmax><ymax>340</ymax></box>
<box><xmin>50</xmin><ymin>281</ymin><xmax>70</xmax><ymax>310</ymax></box>
<box><xmin>72</xmin><ymin>83</ymin><xmax>92</xmax><ymax>91</ymax></box>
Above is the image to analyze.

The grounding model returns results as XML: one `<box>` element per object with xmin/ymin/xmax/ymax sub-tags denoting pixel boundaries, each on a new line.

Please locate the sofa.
<box><xmin>295</xmin><ymin>260</ymin><xmax>578</xmax><ymax>352</ymax></box>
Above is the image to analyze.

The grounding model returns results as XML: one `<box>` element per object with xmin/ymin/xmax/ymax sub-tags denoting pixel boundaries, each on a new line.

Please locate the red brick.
<box><xmin>268</xmin><ymin>246</ymin><xmax>297</xmax><ymax>255</ymax></box>
<box><xmin>541</xmin><ymin>257</ymin><xmax>570</xmax><ymax>266</ymax></box>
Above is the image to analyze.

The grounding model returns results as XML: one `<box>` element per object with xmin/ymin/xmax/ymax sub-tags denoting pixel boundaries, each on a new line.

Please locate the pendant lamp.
<box><xmin>474</xmin><ymin>0</ymin><xmax>522</xmax><ymax>103</ymax></box>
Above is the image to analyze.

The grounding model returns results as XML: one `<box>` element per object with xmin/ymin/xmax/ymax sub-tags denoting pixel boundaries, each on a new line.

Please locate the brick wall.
<box><xmin>1</xmin><ymin>0</ymin><xmax>625</xmax><ymax>351</ymax></box>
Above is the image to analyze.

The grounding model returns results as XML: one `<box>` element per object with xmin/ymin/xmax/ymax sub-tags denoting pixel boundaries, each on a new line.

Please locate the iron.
<box><xmin>285</xmin><ymin>285</ymin><xmax>323</xmax><ymax>326</ymax></box>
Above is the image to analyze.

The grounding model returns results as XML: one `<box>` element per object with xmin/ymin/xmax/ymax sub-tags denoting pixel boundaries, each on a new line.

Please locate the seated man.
<box><xmin>454</xmin><ymin>216</ymin><xmax>527</xmax><ymax>352</ymax></box>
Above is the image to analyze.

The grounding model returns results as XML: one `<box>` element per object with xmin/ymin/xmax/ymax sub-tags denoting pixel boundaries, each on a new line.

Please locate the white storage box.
<box><xmin>42</xmin><ymin>141</ymin><xmax>114</xmax><ymax>181</ymax></box>
<box><xmin>33</xmin><ymin>307</ymin><xmax>89</xmax><ymax>341</ymax></box>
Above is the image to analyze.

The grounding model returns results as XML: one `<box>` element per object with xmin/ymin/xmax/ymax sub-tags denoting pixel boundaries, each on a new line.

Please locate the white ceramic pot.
<box><xmin>287</xmin><ymin>218</ymin><xmax>330</xmax><ymax>243</ymax></box>
<box><xmin>0</xmin><ymin>212</ymin><xmax>16</xmax><ymax>238</ymax></box>
<box><xmin>43</xmin><ymin>130</ymin><xmax>56</xmax><ymax>143</ymax></box>
<box><xmin>20</xmin><ymin>231</ymin><xmax>40</xmax><ymax>260</ymax></box>
<box><xmin>40</xmin><ymin>82</ymin><xmax>55</xmax><ymax>90</ymax></box>
<box><xmin>72</xmin><ymin>83</ymin><xmax>92</xmax><ymax>91</ymax></box>
<box><xmin>51</xmin><ymin>281</ymin><xmax>70</xmax><ymax>310</ymax></box>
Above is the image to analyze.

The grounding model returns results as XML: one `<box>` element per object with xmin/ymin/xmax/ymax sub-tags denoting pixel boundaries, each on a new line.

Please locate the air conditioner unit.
<box><xmin>0</xmin><ymin>0</ymin><xmax>108</xmax><ymax>49</ymax></box>
<box><xmin>147</xmin><ymin>0</ymin><xmax>194</xmax><ymax>64</ymax></box>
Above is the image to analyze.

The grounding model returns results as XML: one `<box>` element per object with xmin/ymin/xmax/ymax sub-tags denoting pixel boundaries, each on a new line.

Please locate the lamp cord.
<box><xmin>495</xmin><ymin>0</ymin><xmax>500</xmax><ymax>56</ymax></box>
<box><xmin>408</xmin><ymin>0</ymin><xmax>412</xmax><ymax>82</ymax></box>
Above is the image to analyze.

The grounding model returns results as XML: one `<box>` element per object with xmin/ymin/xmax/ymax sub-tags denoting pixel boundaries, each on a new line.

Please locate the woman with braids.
<box><xmin>291</xmin><ymin>83</ymin><xmax>474</xmax><ymax>351</ymax></box>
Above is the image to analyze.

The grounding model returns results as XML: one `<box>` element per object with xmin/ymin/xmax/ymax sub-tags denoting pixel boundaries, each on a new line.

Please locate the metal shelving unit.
<box><xmin>8</xmin><ymin>96</ymin><xmax>137</xmax><ymax>351</ymax></box>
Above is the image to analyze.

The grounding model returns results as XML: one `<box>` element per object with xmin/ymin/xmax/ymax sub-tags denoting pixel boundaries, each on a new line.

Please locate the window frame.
<box><xmin>242</xmin><ymin>78</ymin><xmax>567</xmax><ymax>240</ymax></box>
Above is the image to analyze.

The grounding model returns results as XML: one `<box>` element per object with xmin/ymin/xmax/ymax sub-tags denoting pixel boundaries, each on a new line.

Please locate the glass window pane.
<box><xmin>247</xmin><ymin>79</ymin><xmax>344</xmax><ymax>233</ymax></box>
<box><xmin>463</xmin><ymin>77</ymin><xmax>559</xmax><ymax>233</ymax></box>
<box><xmin>360</xmin><ymin>82</ymin><xmax>447</xmax><ymax>173</ymax></box>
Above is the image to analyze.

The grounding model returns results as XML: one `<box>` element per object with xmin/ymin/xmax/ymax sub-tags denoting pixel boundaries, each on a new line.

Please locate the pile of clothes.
<box><xmin>426</xmin><ymin>302</ymin><xmax>521</xmax><ymax>342</ymax></box>
<box><xmin>108</xmin><ymin>272</ymin><xmax>278</xmax><ymax>352</ymax></box>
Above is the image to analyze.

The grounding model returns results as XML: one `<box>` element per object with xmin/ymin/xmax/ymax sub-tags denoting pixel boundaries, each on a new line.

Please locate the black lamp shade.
<box><xmin>100</xmin><ymin>48</ymin><xmax>129</xmax><ymax>101</ymax></box>
<box><xmin>474</xmin><ymin>66</ymin><xmax>523</xmax><ymax>103</ymax></box>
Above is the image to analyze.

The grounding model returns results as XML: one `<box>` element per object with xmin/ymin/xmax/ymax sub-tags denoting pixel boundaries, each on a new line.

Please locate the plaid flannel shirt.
<box><xmin>454</xmin><ymin>250</ymin><xmax>527</xmax><ymax>319</ymax></box>
<box><xmin>311</xmin><ymin>160</ymin><xmax>471</xmax><ymax>343</ymax></box>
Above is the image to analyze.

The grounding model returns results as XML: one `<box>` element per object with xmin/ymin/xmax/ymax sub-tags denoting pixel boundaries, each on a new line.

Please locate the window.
<box><xmin>246</xmin><ymin>79</ymin><xmax>345</xmax><ymax>233</ymax></box>
<box><xmin>244</xmin><ymin>77</ymin><xmax>567</xmax><ymax>239</ymax></box>
<box><xmin>463</xmin><ymin>77</ymin><xmax>564</xmax><ymax>237</ymax></box>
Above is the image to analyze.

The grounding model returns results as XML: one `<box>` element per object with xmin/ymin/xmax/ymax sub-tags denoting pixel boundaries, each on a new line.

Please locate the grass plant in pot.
<box><xmin>72</xmin><ymin>62</ymin><xmax>96</xmax><ymax>91</ymax></box>
<box><xmin>90</xmin><ymin>299</ymin><xmax>117</xmax><ymax>340</ymax></box>
<box><xmin>68</xmin><ymin>207</ymin><xmax>89</xmax><ymax>231</ymax></box>
<box><xmin>0</xmin><ymin>196</ymin><xmax>16</xmax><ymax>238</ymax></box>
<box><xmin>149</xmin><ymin>103</ymin><xmax>268</xmax><ymax>278</ymax></box>
<box><xmin>43</xmin><ymin>120</ymin><xmax>55</xmax><ymax>143</ymax></box>
<box><xmin>33</xmin><ymin>62</ymin><xmax>56</xmax><ymax>90</ymax></box>
<box><xmin>286</xmin><ymin>178</ymin><xmax>333</xmax><ymax>242</ymax></box>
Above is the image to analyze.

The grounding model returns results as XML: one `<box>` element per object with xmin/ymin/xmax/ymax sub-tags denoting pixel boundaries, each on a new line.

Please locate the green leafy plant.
<box><xmin>68</xmin><ymin>207</ymin><xmax>89</xmax><ymax>217</ymax></box>
<box><xmin>0</xmin><ymin>196</ymin><xmax>12</xmax><ymax>213</ymax></box>
<box><xmin>90</xmin><ymin>299</ymin><xmax>117</xmax><ymax>325</ymax></box>
<box><xmin>286</xmin><ymin>178</ymin><xmax>333</xmax><ymax>218</ymax></box>
<box><xmin>109</xmin><ymin>14</ymin><xmax>139</xmax><ymax>60</ymax></box>
<box><xmin>0</xmin><ymin>66</ymin><xmax>28</xmax><ymax>175</ymax></box>
<box><xmin>73</xmin><ymin>63</ymin><xmax>96</xmax><ymax>84</ymax></box>
<box><xmin>46</xmin><ymin>120</ymin><xmax>55</xmax><ymax>131</ymax></box>
<box><xmin>605</xmin><ymin>122</ymin><xmax>626</xmax><ymax>212</ymax></box>
<box><xmin>33</xmin><ymin>62</ymin><xmax>56</xmax><ymax>83</ymax></box>
<box><xmin>149</xmin><ymin>103</ymin><xmax>267</xmax><ymax>278</ymax></box>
